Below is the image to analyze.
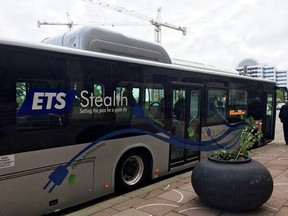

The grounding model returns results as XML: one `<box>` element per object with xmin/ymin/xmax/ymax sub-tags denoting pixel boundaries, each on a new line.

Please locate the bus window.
<box><xmin>115</xmin><ymin>83</ymin><xmax>140</xmax><ymax>127</ymax></box>
<box><xmin>173</xmin><ymin>90</ymin><xmax>185</xmax><ymax>121</ymax></box>
<box><xmin>189</xmin><ymin>90</ymin><xmax>201</xmax><ymax>142</ymax></box>
<box><xmin>71</xmin><ymin>82</ymin><xmax>104</xmax><ymax>119</ymax></box>
<box><xmin>247</xmin><ymin>97</ymin><xmax>263</xmax><ymax>121</ymax></box>
<box><xmin>0</xmin><ymin>73</ymin><xmax>15</xmax><ymax>137</ymax></box>
<box><xmin>207</xmin><ymin>89</ymin><xmax>227</xmax><ymax>125</ymax></box>
<box><xmin>145</xmin><ymin>86</ymin><xmax>164</xmax><ymax>126</ymax></box>
<box><xmin>229</xmin><ymin>90</ymin><xmax>247</xmax><ymax>105</ymax></box>
<box><xmin>93</xmin><ymin>84</ymin><xmax>103</xmax><ymax>97</ymax></box>
<box><xmin>16</xmin><ymin>80</ymin><xmax>66</xmax><ymax>130</ymax></box>
<box><xmin>172</xmin><ymin>89</ymin><xmax>186</xmax><ymax>137</ymax></box>
<box><xmin>116</xmin><ymin>84</ymin><xmax>140</xmax><ymax>105</ymax></box>
<box><xmin>16</xmin><ymin>82</ymin><xmax>27</xmax><ymax>110</ymax></box>
<box><xmin>228</xmin><ymin>89</ymin><xmax>247</xmax><ymax>122</ymax></box>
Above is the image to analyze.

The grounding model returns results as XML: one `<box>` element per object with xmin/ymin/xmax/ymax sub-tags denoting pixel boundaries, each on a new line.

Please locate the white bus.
<box><xmin>0</xmin><ymin>26</ymin><xmax>276</xmax><ymax>215</ymax></box>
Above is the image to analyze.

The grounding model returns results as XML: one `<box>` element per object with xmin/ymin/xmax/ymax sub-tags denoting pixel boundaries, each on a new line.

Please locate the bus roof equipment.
<box><xmin>42</xmin><ymin>26</ymin><xmax>172</xmax><ymax>64</ymax></box>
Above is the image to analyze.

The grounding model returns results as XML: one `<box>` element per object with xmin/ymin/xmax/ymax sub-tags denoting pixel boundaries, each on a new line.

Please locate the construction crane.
<box><xmin>82</xmin><ymin>0</ymin><xmax>187</xmax><ymax>43</ymax></box>
<box><xmin>38</xmin><ymin>12</ymin><xmax>77</xmax><ymax>31</ymax></box>
<box><xmin>38</xmin><ymin>12</ymin><xmax>149</xmax><ymax>31</ymax></box>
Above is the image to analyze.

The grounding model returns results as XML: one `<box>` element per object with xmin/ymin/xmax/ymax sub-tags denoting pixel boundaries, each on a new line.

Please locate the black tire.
<box><xmin>115</xmin><ymin>150</ymin><xmax>150</xmax><ymax>193</ymax></box>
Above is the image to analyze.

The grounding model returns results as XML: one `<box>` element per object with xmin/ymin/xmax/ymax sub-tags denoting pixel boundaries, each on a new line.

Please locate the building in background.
<box><xmin>236</xmin><ymin>58</ymin><xmax>288</xmax><ymax>88</ymax></box>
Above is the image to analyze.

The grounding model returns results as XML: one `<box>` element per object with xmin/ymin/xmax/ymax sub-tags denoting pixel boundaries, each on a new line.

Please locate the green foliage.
<box><xmin>277</xmin><ymin>89</ymin><xmax>288</xmax><ymax>102</ymax></box>
<box><xmin>211</xmin><ymin>117</ymin><xmax>263</xmax><ymax>161</ymax></box>
<box><xmin>212</xmin><ymin>149</ymin><xmax>236</xmax><ymax>161</ymax></box>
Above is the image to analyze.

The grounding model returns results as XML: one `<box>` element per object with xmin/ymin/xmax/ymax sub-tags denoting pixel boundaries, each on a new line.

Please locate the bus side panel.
<box><xmin>0</xmin><ymin>130</ymin><xmax>170</xmax><ymax>215</ymax></box>
<box><xmin>0</xmin><ymin>158</ymin><xmax>94</xmax><ymax>216</ymax></box>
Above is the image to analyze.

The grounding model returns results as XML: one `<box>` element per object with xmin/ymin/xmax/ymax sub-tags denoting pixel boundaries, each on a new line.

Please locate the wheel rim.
<box><xmin>121</xmin><ymin>155</ymin><xmax>144</xmax><ymax>186</ymax></box>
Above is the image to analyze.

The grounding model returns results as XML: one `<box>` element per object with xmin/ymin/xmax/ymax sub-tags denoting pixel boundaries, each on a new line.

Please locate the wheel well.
<box><xmin>114</xmin><ymin>147</ymin><xmax>153</xmax><ymax>191</ymax></box>
<box><xmin>118</xmin><ymin>147</ymin><xmax>153</xmax><ymax>175</ymax></box>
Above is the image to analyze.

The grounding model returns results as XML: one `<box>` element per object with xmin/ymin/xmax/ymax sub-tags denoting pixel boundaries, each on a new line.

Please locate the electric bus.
<box><xmin>0</xmin><ymin>26</ymin><xmax>276</xmax><ymax>215</ymax></box>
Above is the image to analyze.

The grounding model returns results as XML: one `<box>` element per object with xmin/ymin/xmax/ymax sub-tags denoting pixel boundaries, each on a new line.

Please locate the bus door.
<box><xmin>170</xmin><ymin>83</ymin><xmax>202</xmax><ymax>167</ymax></box>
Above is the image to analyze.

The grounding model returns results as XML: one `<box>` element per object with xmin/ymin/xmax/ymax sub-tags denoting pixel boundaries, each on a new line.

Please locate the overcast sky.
<box><xmin>0</xmin><ymin>0</ymin><xmax>287</xmax><ymax>70</ymax></box>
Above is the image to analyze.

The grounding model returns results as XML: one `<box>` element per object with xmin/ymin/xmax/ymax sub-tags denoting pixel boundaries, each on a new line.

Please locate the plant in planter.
<box><xmin>211</xmin><ymin>117</ymin><xmax>263</xmax><ymax>161</ymax></box>
<box><xmin>191</xmin><ymin>117</ymin><xmax>273</xmax><ymax>212</ymax></box>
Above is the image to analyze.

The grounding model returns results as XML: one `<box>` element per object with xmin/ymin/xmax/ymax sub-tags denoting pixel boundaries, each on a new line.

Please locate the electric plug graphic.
<box><xmin>43</xmin><ymin>165</ymin><xmax>68</xmax><ymax>193</ymax></box>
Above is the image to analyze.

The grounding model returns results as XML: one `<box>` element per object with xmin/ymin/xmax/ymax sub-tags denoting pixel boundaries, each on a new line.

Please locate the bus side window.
<box><xmin>93</xmin><ymin>84</ymin><xmax>103</xmax><ymax>97</ymax></box>
<box><xmin>116</xmin><ymin>84</ymin><xmax>140</xmax><ymax>105</ymax></box>
<box><xmin>71</xmin><ymin>82</ymin><xmax>104</xmax><ymax>119</ymax></box>
<box><xmin>16</xmin><ymin>80</ymin><xmax>65</xmax><ymax>130</ymax></box>
<box><xmin>207</xmin><ymin>89</ymin><xmax>227</xmax><ymax>125</ymax></box>
<box><xmin>228</xmin><ymin>89</ymin><xmax>247</xmax><ymax>122</ymax></box>
<box><xmin>16</xmin><ymin>82</ymin><xmax>27</xmax><ymax>110</ymax></box>
<box><xmin>0</xmin><ymin>75</ymin><xmax>15</xmax><ymax>136</ymax></box>
<box><xmin>145</xmin><ymin>86</ymin><xmax>164</xmax><ymax>126</ymax></box>
<box><xmin>115</xmin><ymin>83</ymin><xmax>140</xmax><ymax>127</ymax></box>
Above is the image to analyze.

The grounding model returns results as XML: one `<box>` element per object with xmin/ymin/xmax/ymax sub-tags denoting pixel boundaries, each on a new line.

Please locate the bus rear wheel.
<box><xmin>115</xmin><ymin>150</ymin><xmax>150</xmax><ymax>193</ymax></box>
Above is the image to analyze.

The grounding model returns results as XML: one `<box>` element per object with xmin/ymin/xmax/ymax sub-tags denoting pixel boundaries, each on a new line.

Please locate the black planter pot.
<box><xmin>191</xmin><ymin>156</ymin><xmax>273</xmax><ymax>211</ymax></box>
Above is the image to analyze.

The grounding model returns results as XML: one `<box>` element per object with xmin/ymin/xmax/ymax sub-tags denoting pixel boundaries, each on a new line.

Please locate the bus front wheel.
<box><xmin>115</xmin><ymin>150</ymin><xmax>150</xmax><ymax>192</ymax></box>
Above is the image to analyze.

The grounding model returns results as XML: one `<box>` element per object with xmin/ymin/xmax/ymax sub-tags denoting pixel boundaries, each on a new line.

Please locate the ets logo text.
<box><xmin>18</xmin><ymin>89</ymin><xmax>76</xmax><ymax>115</ymax></box>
